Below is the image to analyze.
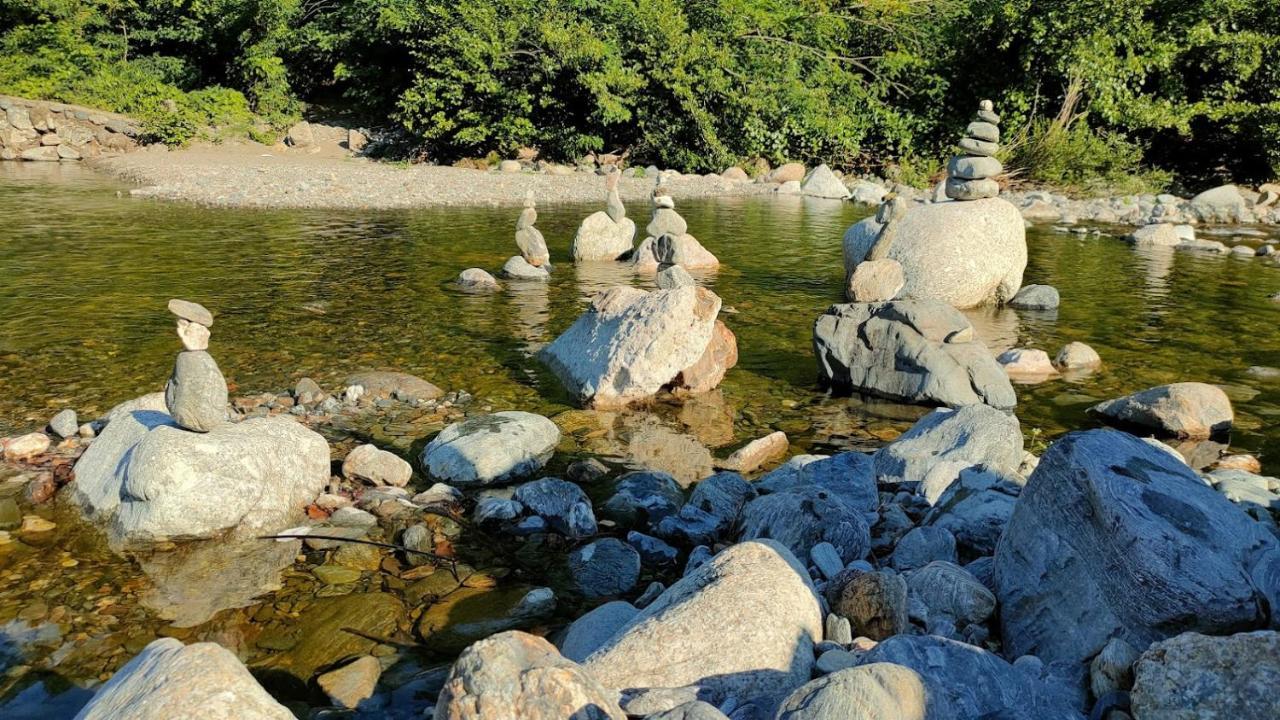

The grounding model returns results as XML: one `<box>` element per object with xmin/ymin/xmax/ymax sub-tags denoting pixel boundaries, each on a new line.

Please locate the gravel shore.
<box><xmin>93</xmin><ymin>143</ymin><xmax>776</xmax><ymax>210</ymax></box>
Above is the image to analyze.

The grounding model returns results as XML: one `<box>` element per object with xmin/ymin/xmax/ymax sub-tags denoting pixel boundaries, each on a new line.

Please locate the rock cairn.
<box><xmin>606</xmin><ymin>170</ymin><xmax>625</xmax><ymax>224</ymax></box>
<box><xmin>515</xmin><ymin>191</ymin><xmax>549</xmax><ymax>267</ymax></box>
<box><xmin>633</xmin><ymin>178</ymin><xmax>719</xmax><ymax>271</ymax></box>
<box><xmin>945</xmin><ymin>100</ymin><xmax>1002</xmax><ymax>201</ymax></box>
<box><xmin>570</xmin><ymin>169</ymin><xmax>637</xmax><ymax>262</ymax></box>
<box><xmin>164</xmin><ymin>299</ymin><xmax>228</xmax><ymax>432</ymax></box>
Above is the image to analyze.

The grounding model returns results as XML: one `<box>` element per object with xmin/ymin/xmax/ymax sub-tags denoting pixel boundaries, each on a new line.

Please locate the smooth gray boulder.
<box><xmin>873</xmin><ymin>405</ymin><xmax>1023</xmax><ymax>486</ymax></box>
<box><xmin>921</xmin><ymin>465</ymin><xmax>1019</xmax><ymax>557</ymax></box>
<box><xmin>1090</xmin><ymin>382</ymin><xmax>1233</xmax><ymax>439</ymax></box>
<box><xmin>1189</xmin><ymin>184</ymin><xmax>1249</xmax><ymax>223</ymax></box>
<box><xmin>1127</xmin><ymin>223</ymin><xmax>1180</xmax><ymax>246</ymax></box>
<box><xmin>842</xmin><ymin>198</ymin><xmax>1027</xmax><ymax>308</ymax></box>
<box><xmin>559</xmin><ymin>601</ymin><xmax>640</xmax><ymax>662</ymax></box>
<box><xmin>72</xmin><ymin>406</ymin><xmax>178</xmax><ymax>519</ymax></box>
<box><xmin>800</xmin><ymin>164</ymin><xmax>852</xmax><ymax>200</ymax></box>
<box><xmin>573</xmin><ymin>211</ymin><xmax>637</xmax><ymax>261</ymax></box>
<box><xmin>540</xmin><ymin>285</ymin><xmax>728</xmax><ymax>408</ymax></box>
<box><xmin>164</xmin><ymin>350</ymin><xmax>228</xmax><ymax>432</ymax></box>
<box><xmin>73</xmin><ymin>638</ymin><xmax>292</xmax><ymax>720</ymax></box>
<box><xmin>420</xmin><ymin>411</ymin><xmax>560</xmax><ymax>486</ymax></box>
<box><xmin>814</xmin><ymin>301</ymin><xmax>1016</xmax><ymax>410</ymax></box>
<box><xmin>774</xmin><ymin>664</ymin><xmax>926</xmax><ymax>720</ymax></box>
<box><xmin>49</xmin><ymin>409</ymin><xmax>78</xmax><ymax>439</ymax></box>
<box><xmin>737</xmin><ymin>486</ymin><xmax>871</xmax><ymax>565</ymax></box>
<box><xmin>602</xmin><ymin>470</ymin><xmax>684</xmax><ymax>527</ymax></box>
<box><xmin>891</xmin><ymin>526</ymin><xmax>957</xmax><ymax>572</ymax></box>
<box><xmin>1008</xmin><ymin>284</ymin><xmax>1060</xmax><ymax>310</ymax></box>
<box><xmin>584</xmin><ymin>540</ymin><xmax>822</xmax><ymax>719</ymax></box>
<box><xmin>906</xmin><ymin>561</ymin><xmax>995</xmax><ymax>628</ymax></box>
<box><xmin>857</xmin><ymin>635</ymin><xmax>1083</xmax><ymax>720</ymax></box>
<box><xmin>1131</xmin><ymin>630</ymin><xmax>1280</xmax><ymax>720</ymax></box>
<box><xmin>994</xmin><ymin>430</ymin><xmax>1278</xmax><ymax>674</ymax></box>
<box><xmin>434</xmin><ymin>631</ymin><xmax>625</xmax><ymax>720</ymax></box>
<box><xmin>569</xmin><ymin>538</ymin><xmax>642</xmax><ymax>598</ymax></box>
<box><xmin>756</xmin><ymin>452</ymin><xmax>877</xmax><ymax>514</ymax></box>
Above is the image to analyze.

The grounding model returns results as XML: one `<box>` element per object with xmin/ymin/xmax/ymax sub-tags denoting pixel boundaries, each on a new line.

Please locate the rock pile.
<box><xmin>572</xmin><ymin>169</ymin><xmax>637</xmax><ymax>261</ymax></box>
<box><xmin>502</xmin><ymin>191</ymin><xmax>551</xmax><ymax>280</ymax></box>
<box><xmin>946</xmin><ymin>100</ymin><xmax>1002</xmax><ymax>201</ymax></box>
<box><xmin>1</xmin><ymin>95</ymin><xmax>139</xmax><ymax>162</ymax></box>
<box><xmin>163</xmin><ymin>299</ymin><xmax>228</xmax><ymax>432</ymax></box>
<box><xmin>633</xmin><ymin>179</ymin><xmax>719</xmax><ymax>272</ymax></box>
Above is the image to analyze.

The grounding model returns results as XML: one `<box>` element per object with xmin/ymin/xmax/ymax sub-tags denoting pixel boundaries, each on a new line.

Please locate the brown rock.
<box><xmin>345</xmin><ymin>371</ymin><xmax>443</xmax><ymax>402</ymax></box>
<box><xmin>317</xmin><ymin>655</ymin><xmax>381</xmax><ymax>710</ymax></box>
<box><xmin>768</xmin><ymin>162</ymin><xmax>806</xmax><ymax>184</ymax></box>
<box><xmin>827</xmin><ymin>569</ymin><xmax>909</xmax><ymax>641</ymax></box>
<box><xmin>673</xmin><ymin>320</ymin><xmax>738</xmax><ymax>395</ymax></box>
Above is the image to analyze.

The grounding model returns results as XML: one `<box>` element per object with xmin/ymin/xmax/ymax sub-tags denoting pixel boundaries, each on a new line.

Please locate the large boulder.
<box><xmin>434</xmin><ymin>631</ymin><xmax>626</xmax><ymax>720</ymax></box>
<box><xmin>1090</xmin><ymin>382</ymin><xmax>1233</xmax><ymax>439</ymax></box>
<box><xmin>1130</xmin><ymin>631</ymin><xmax>1280</xmax><ymax>720</ymax></box>
<box><xmin>73</xmin><ymin>638</ymin><xmax>293</xmax><ymax>720</ymax></box>
<box><xmin>800</xmin><ymin>164</ymin><xmax>852</xmax><ymax>200</ymax></box>
<box><xmin>559</xmin><ymin>601</ymin><xmax>640</xmax><ymax>662</ymax></box>
<box><xmin>994</xmin><ymin>430</ymin><xmax>1278</xmax><ymax>675</ymax></box>
<box><xmin>541</xmin><ymin>285</ymin><xmax>734</xmax><ymax>408</ymax></box>
<box><xmin>572</xmin><ymin>211</ymin><xmax>637</xmax><ymax>261</ymax></box>
<box><xmin>73</xmin><ymin>414</ymin><xmax>329</xmax><ymax>546</ymax></box>
<box><xmin>1189</xmin><ymin>184</ymin><xmax>1249</xmax><ymax>223</ymax></box>
<box><xmin>872</xmin><ymin>405</ymin><xmax>1023</xmax><ymax>486</ymax></box>
<box><xmin>813</xmin><ymin>301</ymin><xmax>1016</xmax><ymax>410</ymax></box>
<box><xmin>420</xmin><ymin>411</ymin><xmax>560</xmax><ymax>486</ymax></box>
<box><xmin>842</xmin><ymin>198</ymin><xmax>1027</xmax><ymax>308</ymax></box>
<box><xmin>584</xmin><ymin>540</ymin><xmax>822</xmax><ymax>718</ymax></box>
<box><xmin>857</xmin><ymin>635</ymin><xmax>1083</xmax><ymax>720</ymax></box>
<box><xmin>774</xmin><ymin>664</ymin><xmax>927</xmax><ymax>720</ymax></box>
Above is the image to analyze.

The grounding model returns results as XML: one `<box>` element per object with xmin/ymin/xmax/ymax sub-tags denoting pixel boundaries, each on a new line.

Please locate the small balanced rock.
<box><xmin>164</xmin><ymin>299</ymin><xmax>228</xmax><ymax>432</ymax></box>
<box><xmin>945</xmin><ymin>100</ymin><xmax>1002</xmax><ymax>201</ymax></box>
<box><xmin>515</xmin><ymin>191</ymin><xmax>550</xmax><ymax>268</ymax></box>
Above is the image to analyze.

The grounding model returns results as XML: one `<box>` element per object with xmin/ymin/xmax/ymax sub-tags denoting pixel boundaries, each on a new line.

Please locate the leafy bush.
<box><xmin>1007</xmin><ymin>117</ymin><xmax>1171</xmax><ymax>195</ymax></box>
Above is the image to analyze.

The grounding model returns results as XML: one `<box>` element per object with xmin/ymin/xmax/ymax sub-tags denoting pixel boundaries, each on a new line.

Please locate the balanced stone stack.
<box><xmin>945</xmin><ymin>100</ymin><xmax>1002</xmax><ymax>201</ymax></box>
<box><xmin>503</xmin><ymin>192</ymin><xmax>551</xmax><ymax>280</ymax></box>
<box><xmin>632</xmin><ymin>179</ymin><xmax>719</xmax><ymax>272</ymax></box>
<box><xmin>571</xmin><ymin>170</ymin><xmax>637</xmax><ymax>261</ymax></box>
<box><xmin>164</xmin><ymin>299</ymin><xmax>229</xmax><ymax>432</ymax></box>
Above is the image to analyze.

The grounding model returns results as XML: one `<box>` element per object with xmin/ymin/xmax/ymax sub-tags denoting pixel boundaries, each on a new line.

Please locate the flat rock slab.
<box><xmin>420</xmin><ymin>411</ymin><xmax>560</xmax><ymax>486</ymax></box>
<box><xmin>345</xmin><ymin>371</ymin><xmax>443</xmax><ymax>402</ymax></box>
<box><xmin>167</xmin><ymin>298</ymin><xmax>213</xmax><ymax>326</ymax></box>
<box><xmin>1132</xmin><ymin>630</ymin><xmax>1280</xmax><ymax>719</ymax></box>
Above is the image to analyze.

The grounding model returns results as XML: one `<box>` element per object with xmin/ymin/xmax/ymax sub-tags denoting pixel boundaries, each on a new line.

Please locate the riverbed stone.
<box><xmin>857</xmin><ymin>635</ymin><xmax>1082</xmax><ymax>720</ymax></box>
<box><xmin>513</xmin><ymin>477</ymin><xmax>597</xmax><ymax>537</ymax></box>
<box><xmin>755</xmin><ymin>452</ymin><xmax>877</xmax><ymax>514</ymax></box>
<box><xmin>435</xmin><ymin>631</ymin><xmax>626</xmax><ymax>720</ymax></box>
<box><xmin>1055</xmin><ymin>341</ymin><xmax>1101</xmax><ymax>370</ymax></box>
<box><xmin>827</xmin><ymin>569</ymin><xmax>908</xmax><ymax>641</ymax></box>
<box><xmin>167</xmin><ymin>299</ymin><xmax>214</xmax><ymax>326</ymax></box>
<box><xmin>716</xmin><ymin>431</ymin><xmax>788</xmax><ymax>473</ymax></box>
<box><xmin>774</xmin><ymin>664</ymin><xmax>927</xmax><ymax>720</ymax></box>
<box><xmin>164</xmin><ymin>350</ymin><xmax>228</xmax><ymax>432</ymax></box>
<box><xmin>652</xmin><ymin>233</ymin><xmax>720</xmax><ymax>270</ymax></box>
<box><xmin>3</xmin><ymin>432</ymin><xmax>50</xmax><ymax>460</ymax></box>
<box><xmin>1128</xmin><ymin>223</ymin><xmax>1181</xmax><ymax>246</ymax></box>
<box><xmin>501</xmin><ymin>255</ymin><xmax>550</xmax><ymax>280</ymax></box>
<box><xmin>73</xmin><ymin>638</ymin><xmax>292</xmax><ymax>720</ymax></box>
<box><xmin>47</xmin><ymin>409</ymin><xmax>78</xmax><ymax>439</ymax></box>
<box><xmin>417</xmin><ymin>586</ymin><xmax>555</xmax><ymax>654</ymax></box>
<box><xmin>584</xmin><ymin>540</ymin><xmax>822</xmax><ymax>718</ymax></box>
<box><xmin>345</xmin><ymin>370</ymin><xmax>443</xmax><ymax>403</ymax></box>
<box><xmin>738</xmin><ymin>486</ymin><xmax>871</xmax><ymax>565</ymax></box>
<box><xmin>997</xmin><ymin>348</ymin><xmax>1059</xmax><ymax>379</ymax></box>
<box><xmin>421</xmin><ymin>411</ymin><xmax>559</xmax><ymax>486</ymax></box>
<box><xmin>873</xmin><ymin>405</ymin><xmax>1023</xmax><ymax>487</ymax></box>
<box><xmin>457</xmin><ymin>268</ymin><xmax>500</xmax><ymax>292</ymax></box>
<box><xmin>891</xmin><ymin>526</ymin><xmax>957</xmax><ymax>571</ymax></box>
<box><xmin>813</xmin><ymin>301</ymin><xmax>1017</xmax><ymax>409</ymax></box>
<box><xmin>1130</xmin><ymin>630</ymin><xmax>1280</xmax><ymax>720</ymax></box>
<box><xmin>1090</xmin><ymin>382</ymin><xmax>1233</xmax><ymax>438</ymax></box>
<box><xmin>921</xmin><ymin>464</ymin><xmax>1019</xmax><ymax>556</ymax></box>
<box><xmin>541</xmin><ymin>285</ymin><xmax>730</xmax><ymax>408</ymax></box>
<box><xmin>1189</xmin><ymin>184</ymin><xmax>1249</xmax><ymax>223</ymax></box>
<box><xmin>843</xmin><ymin>199</ymin><xmax>1026</xmax><ymax>308</ymax></box>
<box><xmin>656</xmin><ymin>264</ymin><xmax>695</xmax><ymax>289</ymax></box>
<box><xmin>907</xmin><ymin>560</ymin><xmax>995</xmax><ymax>628</ymax></box>
<box><xmin>569</xmin><ymin>538</ymin><xmax>642</xmax><ymax>597</ymax></box>
<box><xmin>343</xmin><ymin>443</ymin><xmax>412</xmax><ymax>487</ymax></box>
<box><xmin>800</xmin><ymin>164</ymin><xmax>852</xmax><ymax>199</ymax></box>
<box><xmin>317</xmin><ymin>655</ymin><xmax>381</xmax><ymax>710</ymax></box>
<box><xmin>846</xmin><ymin>259</ymin><xmax>905</xmax><ymax>302</ymax></box>
<box><xmin>601</xmin><ymin>470</ymin><xmax>684</xmax><ymax>527</ymax></box>
<box><xmin>559</xmin><ymin>600</ymin><xmax>640</xmax><ymax>662</ymax></box>
<box><xmin>993</xmin><ymin>429</ymin><xmax>1278</xmax><ymax>675</ymax></box>
<box><xmin>573</xmin><ymin>211</ymin><xmax>637</xmax><ymax>261</ymax></box>
<box><xmin>1008</xmin><ymin>284</ymin><xmax>1059</xmax><ymax>310</ymax></box>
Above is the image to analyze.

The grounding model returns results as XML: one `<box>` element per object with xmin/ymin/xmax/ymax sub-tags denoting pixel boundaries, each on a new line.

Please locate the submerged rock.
<box><xmin>813</xmin><ymin>301</ymin><xmax>1016</xmax><ymax>410</ymax></box>
<box><xmin>842</xmin><ymin>198</ymin><xmax>1027</xmax><ymax>309</ymax></box>
<box><xmin>73</xmin><ymin>638</ymin><xmax>292</xmax><ymax>720</ymax></box>
<box><xmin>584</xmin><ymin>540</ymin><xmax>822</xmax><ymax>718</ymax></box>
<box><xmin>435</xmin><ymin>631</ymin><xmax>626</xmax><ymax>720</ymax></box>
<box><xmin>421</xmin><ymin>411</ymin><xmax>560</xmax><ymax>486</ymax></box>
<box><xmin>457</xmin><ymin>268</ymin><xmax>501</xmax><ymax>292</ymax></box>
<box><xmin>1008</xmin><ymin>284</ymin><xmax>1060</xmax><ymax>310</ymax></box>
<box><xmin>417</xmin><ymin>586</ymin><xmax>555</xmax><ymax>654</ymax></box>
<box><xmin>873</xmin><ymin>405</ymin><xmax>1023</xmax><ymax>487</ymax></box>
<box><xmin>994</xmin><ymin>430</ymin><xmax>1277</xmax><ymax>675</ymax></box>
<box><xmin>344</xmin><ymin>371</ymin><xmax>443</xmax><ymax>403</ymax></box>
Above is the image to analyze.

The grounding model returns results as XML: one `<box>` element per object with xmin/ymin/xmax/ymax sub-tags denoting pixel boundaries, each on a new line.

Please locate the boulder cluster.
<box><xmin>0</xmin><ymin>95</ymin><xmax>139</xmax><ymax>162</ymax></box>
<box><xmin>946</xmin><ymin>99</ymin><xmax>1003</xmax><ymax>201</ymax></box>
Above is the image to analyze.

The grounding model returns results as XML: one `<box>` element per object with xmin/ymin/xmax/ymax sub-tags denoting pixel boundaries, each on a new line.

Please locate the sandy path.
<box><xmin>93</xmin><ymin>143</ymin><xmax>776</xmax><ymax>210</ymax></box>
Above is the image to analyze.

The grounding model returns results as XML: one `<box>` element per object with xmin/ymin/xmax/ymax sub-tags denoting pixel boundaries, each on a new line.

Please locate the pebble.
<box><xmin>48</xmin><ymin>409</ymin><xmax>78</xmax><ymax>439</ymax></box>
<box><xmin>20</xmin><ymin>515</ymin><xmax>56</xmax><ymax>533</ymax></box>
<box><xmin>815</xmin><ymin>648</ymin><xmax>860</xmax><ymax>674</ymax></box>
<box><xmin>810</xmin><ymin>542</ymin><xmax>846</xmax><ymax>581</ymax></box>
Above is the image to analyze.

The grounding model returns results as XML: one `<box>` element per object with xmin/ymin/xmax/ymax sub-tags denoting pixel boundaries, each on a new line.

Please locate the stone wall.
<box><xmin>0</xmin><ymin>95</ymin><xmax>140</xmax><ymax>162</ymax></box>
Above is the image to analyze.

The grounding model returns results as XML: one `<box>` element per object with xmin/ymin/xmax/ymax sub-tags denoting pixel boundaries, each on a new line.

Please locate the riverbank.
<box><xmin>93</xmin><ymin>142</ymin><xmax>777</xmax><ymax>210</ymax></box>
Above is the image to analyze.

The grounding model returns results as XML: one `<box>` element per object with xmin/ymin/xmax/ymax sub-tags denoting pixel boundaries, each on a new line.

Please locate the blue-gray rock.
<box><xmin>473</xmin><ymin>496</ymin><xmax>522</xmax><ymax>525</ymax></box>
<box><xmin>684</xmin><ymin>545</ymin><xmax>713</xmax><ymax>575</ymax></box>
<box><xmin>994</xmin><ymin>429</ymin><xmax>1278</xmax><ymax>675</ymax></box>
<box><xmin>655</xmin><ymin>505</ymin><xmax>724</xmax><ymax>546</ymax></box>
<box><xmin>584</xmin><ymin>540</ymin><xmax>823</xmax><ymax>720</ymax></box>
<box><xmin>737</xmin><ymin>486</ymin><xmax>871</xmax><ymax>565</ymax></box>
<box><xmin>603</xmin><ymin>471</ymin><xmax>684</xmax><ymax>527</ymax></box>
<box><xmin>643</xmin><ymin>700</ymin><xmax>730</xmax><ymax>720</ymax></box>
<box><xmin>421</xmin><ymin>411</ymin><xmax>560</xmax><ymax>486</ymax></box>
<box><xmin>774</xmin><ymin>663</ymin><xmax>927</xmax><ymax>720</ymax></box>
<box><xmin>891</xmin><ymin>526</ymin><xmax>957</xmax><ymax>572</ymax></box>
<box><xmin>874</xmin><ymin>405</ymin><xmax>1023</xmax><ymax>487</ymax></box>
<box><xmin>906</xmin><ymin>561</ymin><xmax>995</xmax><ymax>628</ymax></box>
<box><xmin>559</xmin><ymin>600</ymin><xmax>639</xmax><ymax>662</ymax></box>
<box><xmin>628</xmin><ymin>531</ymin><xmax>680</xmax><ymax>566</ymax></box>
<box><xmin>1009</xmin><ymin>284</ymin><xmax>1060</xmax><ymax>310</ymax></box>
<box><xmin>164</xmin><ymin>350</ymin><xmax>228</xmax><ymax>432</ymax></box>
<box><xmin>756</xmin><ymin>452</ymin><xmax>877</xmax><ymax>517</ymax></box>
<box><xmin>814</xmin><ymin>301</ymin><xmax>1017</xmax><ymax>410</ymax></box>
<box><xmin>569</xmin><ymin>538</ymin><xmax>641</xmax><ymax>598</ymax></box>
<box><xmin>858</xmin><ymin>635</ymin><xmax>1084</xmax><ymax>719</ymax></box>
<box><xmin>921</xmin><ymin>465</ymin><xmax>1019</xmax><ymax>556</ymax></box>
<box><xmin>686</xmin><ymin>472</ymin><xmax>755</xmax><ymax>529</ymax></box>
<box><xmin>512</xmin><ymin>477</ymin><xmax>597</xmax><ymax>538</ymax></box>
<box><xmin>809</xmin><ymin>542</ymin><xmax>845</xmax><ymax>581</ymax></box>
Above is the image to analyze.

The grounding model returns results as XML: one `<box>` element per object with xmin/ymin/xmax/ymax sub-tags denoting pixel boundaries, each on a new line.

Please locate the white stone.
<box><xmin>800</xmin><ymin>164</ymin><xmax>852</xmax><ymax>200</ymax></box>
<box><xmin>421</xmin><ymin>411</ymin><xmax>560</xmax><ymax>486</ymax></box>
<box><xmin>177</xmin><ymin>318</ymin><xmax>210</xmax><ymax>351</ymax></box>
<box><xmin>343</xmin><ymin>443</ymin><xmax>412</xmax><ymax>487</ymax></box>
<box><xmin>997</xmin><ymin>348</ymin><xmax>1059</xmax><ymax>380</ymax></box>
<box><xmin>572</xmin><ymin>211</ymin><xmax>637</xmax><ymax>261</ymax></box>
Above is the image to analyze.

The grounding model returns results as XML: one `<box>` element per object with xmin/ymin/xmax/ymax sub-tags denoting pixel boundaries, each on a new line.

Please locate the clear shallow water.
<box><xmin>1</xmin><ymin>161</ymin><xmax>1279</xmax><ymax>713</ymax></box>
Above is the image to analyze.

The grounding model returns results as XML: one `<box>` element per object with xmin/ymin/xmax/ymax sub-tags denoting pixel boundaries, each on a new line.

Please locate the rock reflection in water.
<box><xmin>135</xmin><ymin>538</ymin><xmax>300</xmax><ymax>627</ymax></box>
<box><xmin>504</xmin><ymin>279</ymin><xmax>551</xmax><ymax>356</ymax></box>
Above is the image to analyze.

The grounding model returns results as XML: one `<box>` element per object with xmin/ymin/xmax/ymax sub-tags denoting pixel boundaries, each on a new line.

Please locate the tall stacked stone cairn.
<box><xmin>164</xmin><ymin>299</ymin><xmax>228</xmax><ymax>432</ymax></box>
<box><xmin>632</xmin><ymin>178</ymin><xmax>719</xmax><ymax>272</ymax></box>
<box><xmin>571</xmin><ymin>169</ymin><xmax>637</xmax><ymax>261</ymax></box>
<box><xmin>945</xmin><ymin>100</ymin><xmax>1002</xmax><ymax>201</ymax></box>
<box><xmin>502</xmin><ymin>191</ymin><xmax>551</xmax><ymax>280</ymax></box>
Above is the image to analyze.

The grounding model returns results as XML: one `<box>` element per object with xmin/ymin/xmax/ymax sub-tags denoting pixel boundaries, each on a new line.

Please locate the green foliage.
<box><xmin>1007</xmin><ymin>117</ymin><xmax>1171</xmax><ymax>195</ymax></box>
